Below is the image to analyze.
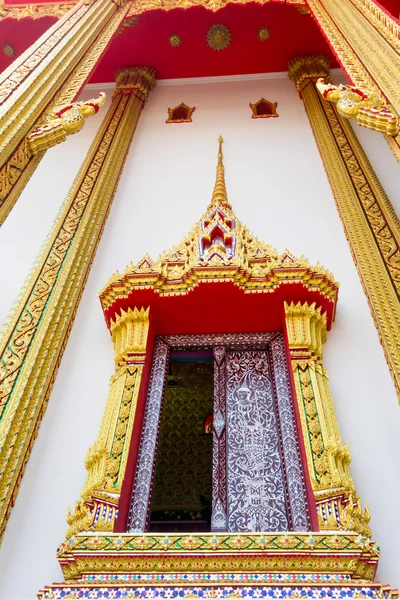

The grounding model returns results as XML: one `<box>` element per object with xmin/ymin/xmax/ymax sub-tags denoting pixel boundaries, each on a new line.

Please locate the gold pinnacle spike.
<box><xmin>211</xmin><ymin>136</ymin><xmax>231</xmax><ymax>209</ymax></box>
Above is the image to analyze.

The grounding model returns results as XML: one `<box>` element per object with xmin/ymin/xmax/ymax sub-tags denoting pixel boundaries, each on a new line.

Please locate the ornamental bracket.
<box><xmin>26</xmin><ymin>92</ymin><xmax>107</xmax><ymax>155</ymax></box>
<box><xmin>316</xmin><ymin>78</ymin><xmax>399</xmax><ymax>136</ymax></box>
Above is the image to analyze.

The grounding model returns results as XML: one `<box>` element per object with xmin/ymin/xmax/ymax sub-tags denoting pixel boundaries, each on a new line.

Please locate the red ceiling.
<box><xmin>0</xmin><ymin>16</ymin><xmax>56</xmax><ymax>74</ymax></box>
<box><xmin>1</xmin><ymin>0</ymin><xmax>399</xmax><ymax>81</ymax></box>
<box><xmin>92</xmin><ymin>4</ymin><xmax>337</xmax><ymax>81</ymax></box>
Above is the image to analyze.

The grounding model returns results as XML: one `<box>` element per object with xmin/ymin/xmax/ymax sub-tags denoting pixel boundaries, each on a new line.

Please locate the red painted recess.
<box><xmin>91</xmin><ymin>3</ymin><xmax>338</xmax><ymax>81</ymax></box>
<box><xmin>102</xmin><ymin>280</ymin><xmax>336</xmax><ymax>336</ymax></box>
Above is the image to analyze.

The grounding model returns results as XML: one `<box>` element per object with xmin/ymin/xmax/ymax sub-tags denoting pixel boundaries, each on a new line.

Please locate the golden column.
<box><xmin>305</xmin><ymin>0</ymin><xmax>400</xmax><ymax>160</ymax></box>
<box><xmin>0</xmin><ymin>0</ymin><xmax>129</xmax><ymax>224</ymax></box>
<box><xmin>66</xmin><ymin>306</ymin><xmax>151</xmax><ymax>537</ymax></box>
<box><xmin>284</xmin><ymin>302</ymin><xmax>371</xmax><ymax>536</ymax></box>
<box><xmin>288</xmin><ymin>56</ymin><xmax>400</xmax><ymax>403</ymax></box>
<box><xmin>0</xmin><ymin>66</ymin><xmax>156</xmax><ymax>544</ymax></box>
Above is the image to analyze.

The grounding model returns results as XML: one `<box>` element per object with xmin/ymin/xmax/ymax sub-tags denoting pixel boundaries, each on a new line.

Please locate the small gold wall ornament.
<box><xmin>207</xmin><ymin>24</ymin><xmax>231</xmax><ymax>51</ymax></box>
<box><xmin>2</xmin><ymin>44</ymin><xmax>15</xmax><ymax>57</ymax></box>
<box><xmin>26</xmin><ymin>92</ymin><xmax>107</xmax><ymax>155</ymax></box>
<box><xmin>249</xmin><ymin>97</ymin><xmax>278</xmax><ymax>119</ymax></box>
<box><xmin>316</xmin><ymin>78</ymin><xmax>399</xmax><ymax>136</ymax></box>
<box><xmin>257</xmin><ymin>26</ymin><xmax>270</xmax><ymax>41</ymax></box>
<box><xmin>169</xmin><ymin>33</ymin><xmax>182</xmax><ymax>47</ymax></box>
<box><xmin>117</xmin><ymin>16</ymin><xmax>139</xmax><ymax>36</ymax></box>
<box><xmin>166</xmin><ymin>102</ymin><xmax>196</xmax><ymax>123</ymax></box>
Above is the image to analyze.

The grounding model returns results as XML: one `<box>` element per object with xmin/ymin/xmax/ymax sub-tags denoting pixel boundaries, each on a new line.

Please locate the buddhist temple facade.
<box><xmin>0</xmin><ymin>2</ymin><xmax>400</xmax><ymax>599</ymax></box>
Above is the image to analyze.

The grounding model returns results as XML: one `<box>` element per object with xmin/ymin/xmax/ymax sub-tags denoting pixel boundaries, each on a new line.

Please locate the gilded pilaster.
<box><xmin>0</xmin><ymin>0</ymin><xmax>129</xmax><ymax>224</ymax></box>
<box><xmin>289</xmin><ymin>56</ymin><xmax>400</xmax><ymax>404</ymax></box>
<box><xmin>284</xmin><ymin>301</ymin><xmax>370</xmax><ymax>536</ymax></box>
<box><xmin>66</xmin><ymin>307</ymin><xmax>150</xmax><ymax>537</ymax></box>
<box><xmin>0</xmin><ymin>67</ymin><xmax>156</xmax><ymax>544</ymax></box>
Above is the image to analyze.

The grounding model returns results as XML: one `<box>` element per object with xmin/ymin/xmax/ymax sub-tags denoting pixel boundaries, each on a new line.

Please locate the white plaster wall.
<box><xmin>0</xmin><ymin>75</ymin><xmax>399</xmax><ymax>599</ymax></box>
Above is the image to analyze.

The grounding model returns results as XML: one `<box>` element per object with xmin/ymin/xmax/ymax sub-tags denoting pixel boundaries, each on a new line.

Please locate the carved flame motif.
<box><xmin>100</xmin><ymin>137</ymin><xmax>338</xmax><ymax>314</ymax></box>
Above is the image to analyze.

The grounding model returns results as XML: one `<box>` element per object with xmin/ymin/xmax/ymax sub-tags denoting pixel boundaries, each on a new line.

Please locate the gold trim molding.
<box><xmin>289</xmin><ymin>56</ymin><xmax>400</xmax><ymax>402</ymax></box>
<box><xmin>56</xmin><ymin>531</ymin><xmax>379</xmax><ymax>582</ymax></box>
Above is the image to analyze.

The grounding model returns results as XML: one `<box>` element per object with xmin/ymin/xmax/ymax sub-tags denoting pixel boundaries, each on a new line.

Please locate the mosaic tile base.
<box><xmin>37</xmin><ymin>584</ymin><xmax>399</xmax><ymax>599</ymax></box>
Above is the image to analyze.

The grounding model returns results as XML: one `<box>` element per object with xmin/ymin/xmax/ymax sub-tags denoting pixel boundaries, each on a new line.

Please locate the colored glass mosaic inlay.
<box><xmin>38</xmin><ymin>585</ymin><xmax>398</xmax><ymax>599</ymax></box>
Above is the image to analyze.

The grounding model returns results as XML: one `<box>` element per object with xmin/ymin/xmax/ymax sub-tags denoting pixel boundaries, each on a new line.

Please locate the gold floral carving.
<box><xmin>27</xmin><ymin>92</ymin><xmax>107</xmax><ymax>155</ymax></box>
<box><xmin>0</xmin><ymin>0</ymin><xmax>76</xmax><ymax>20</ymax></box>
<box><xmin>0</xmin><ymin>142</ymin><xmax>41</xmax><ymax>224</ymax></box>
<box><xmin>2</xmin><ymin>44</ymin><xmax>15</xmax><ymax>57</ymax></box>
<box><xmin>288</xmin><ymin>55</ymin><xmax>331</xmax><ymax>94</ymax></box>
<box><xmin>55</xmin><ymin>531</ymin><xmax>379</xmax><ymax>581</ymax></box>
<box><xmin>284</xmin><ymin>301</ymin><xmax>370</xmax><ymax>537</ymax></box>
<box><xmin>289</xmin><ymin>56</ymin><xmax>400</xmax><ymax>402</ymax></box>
<box><xmin>111</xmin><ymin>306</ymin><xmax>150</xmax><ymax>365</ymax></box>
<box><xmin>316</xmin><ymin>79</ymin><xmax>399</xmax><ymax>136</ymax></box>
<box><xmin>257</xmin><ymin>26</ymin><xmax>270</xmax><ymax>40</ymax></box>
<box><xmin>0</xmin><ymin>67</ymin><xmax>156</xmax><ymax>545</ymax></box>
<box><xmin>168</xmin><ymin>33</ymin><xmax>182</xmax><ymax>47</ymax></box>
<box><xmin>206</xmin><ymin>23</ymin><xmax>231</xmax><ymax>51</ymax></box>
<box><xmin>0</xmin><ymin>6</ymin><xmax>127</xmax><ymax>225</ymax></box>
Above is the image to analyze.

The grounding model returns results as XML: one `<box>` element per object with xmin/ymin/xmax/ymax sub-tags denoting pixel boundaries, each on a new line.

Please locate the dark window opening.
<box><xmin>171</xmin><ymin>106</ymin><xmax>189</xmax><ymax>121</ymax></box>
<box><xmin>256</xmin><ymin>101</ymin><xmax>273</xmax><ymax>116</ymax></box>
<box><xmin>149</xmin><ymin>352</ymin><xmax>214</xmax><ymax>532</ymax></box>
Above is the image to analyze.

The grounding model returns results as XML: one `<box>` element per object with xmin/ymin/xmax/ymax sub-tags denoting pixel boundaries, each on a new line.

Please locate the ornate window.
<box><xmin>166</xmin><ymin>102</ymin><xmax>196</xmax><ymax>123</ymax></box>
<box><xmin>249</xmin><ymin>97</ymin><xmax>278</xmax><ymax>118</ymax></box>
<box><xmin>55</xmin><ymin>138</ymin><xmax>378</xmax><ymax>598</ymax></box>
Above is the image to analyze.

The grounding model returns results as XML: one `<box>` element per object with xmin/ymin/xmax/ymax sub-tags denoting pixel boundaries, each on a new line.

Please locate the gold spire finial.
<box><xmin>211</xmin><ymin>136</ymin><xmax>231</xmax><ymax>209</ymax></box>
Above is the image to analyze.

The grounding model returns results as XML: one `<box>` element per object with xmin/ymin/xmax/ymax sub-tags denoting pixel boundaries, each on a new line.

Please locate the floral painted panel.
<box><xmin>226</xmin><ymin>350</ymin><xmax>289</xmax><ymax>532</ymax></box>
